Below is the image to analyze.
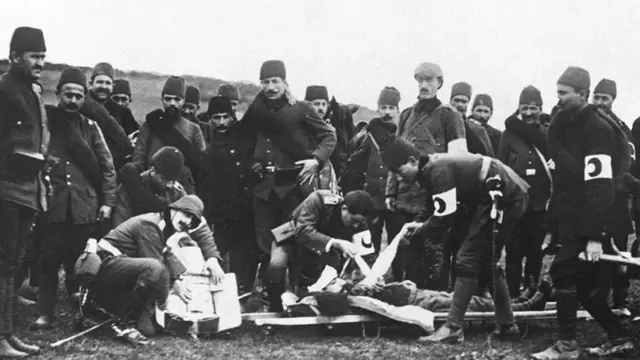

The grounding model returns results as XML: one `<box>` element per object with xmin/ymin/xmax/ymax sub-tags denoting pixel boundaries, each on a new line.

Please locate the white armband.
<box><xmin>584</xmin><ymin>154</ymin><xmax>612</xmax><ymax>181</ymax></box>
<box><xmin>432</xmin><ymin>188</ymin><xmax>457</xmax><ymax>216</ymax></box>
<box><xmin>447</xmin><ymin>138</ymin><xmax>468</xmax><ymax>154</ymax></box>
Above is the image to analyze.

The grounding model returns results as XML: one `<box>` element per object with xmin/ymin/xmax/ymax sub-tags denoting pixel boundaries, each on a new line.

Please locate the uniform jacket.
<box><xmin>80</xmin><ymin>96</ymin><xmax>133</xmax><ymax>172</ymax></box>
<box><xmin>292</xmin><ymin>190</ymin><xmax>359</xmax><ymax>255</ymax></box>
<box><xmin>346</xmin><ymin>133</ymin><xmax>390</xmax><ymax>209</ymax></box>
<box><xmin>546</xmin><ymin>104</ymin><xmax>630</xmax><ymax>242</ymax></box>
<box><xmin>199</xmin><ymin>122</ymin><xmax>256</xmax><ymax>223</ymax></box>
<box><xmin>464</xmin><ymin>118</ymin><xmax>495</xmax><ymax>157</ymax></box>
<box><xmin>45</xmin><ymin>106</ymin><xmax>117</xmax><ymax>224</ymax></box>
<box><xmin>185</xmin><ymin>112</ymin><xmax>213</xmax><ymax>145</ymax></box>
<box><xmin>386</xmin><ymin>99</ymin><xmax>467</xmax><ymax>214</ymax></box>
<box><xmin>414</xmin><ymin>153</ymin><xmax>530</xmax><ymax>243</ymax></box>
<box><xmin>0</xmin><ymin>67</ymin><xmax>49</xmax><ymax>211</ymax></box>
<box><xmin>103</xmin><ymin>211</ymin><xmax>221</xmax><ymax>261</ymax></box>
<box><xmin>112</xmin><ymin>163</ymin><xmax>186</xmax><ymax>227</ymax></box>
<box><xmin>105</xmin><ymin>99</ymin><xmax>139</xmax><ymax>136</ymax></box>
<box><xmin>482</xmin><ymin>122</ymin><xmax>502</xmax><ymax>155</ymax></box>
<box><xmin>243</xmin><ymin>93</ymin><xmax>337</xmax><ymax>201</ymax></box>
<box><xmin>325</xmin><ymin>97</ymin><xmax>355</xmax><ymax>179</ymax></box>
<box><xmin>499</xmin><ymin>115</ymin><xmax>551</xmax><ymax>212</ymax></box>
<box><xmin>133</xmin><ymin>109</ymin><xmax>206</xmax><ymax>194</ymax></box>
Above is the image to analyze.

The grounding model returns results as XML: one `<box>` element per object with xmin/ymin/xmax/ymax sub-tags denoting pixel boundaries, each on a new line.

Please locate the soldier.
<box><xmin>32</xmin><ymin>67</ymin><xmax>117</xmax><ymax>329</ymax></box>
<box><xmin>218</xmin><ymin>83</ymin><xmax>241</xmax><ymax>118</ymax></box>
<box><xmin>531</xmin><ymin>67</ymin><xmax>634</xmax><ymax>359</ymax></box>
<box><xmin>79</xmin><ymin>63</ymin><xmax>133</xmax><ymax>173</ymax></box>
<box><xmin>385</xmin><ymin>63</ymin><xmax>467</xmax><ymax>288</ymax></box>
<box><xmin>106</xmin><ymin>79</ymin><xmax>139</xmax><ymax>136</ymax></box>
<box><xmin>94</xmin><ymin>195</ymin><xmax>224</xmax><ymax>337</ymax></box>
<box><xmin>182</xmin><ymin>85</ymin><xmax>212</xmax><ymax>144</ymax></box>
<box><xmin>470</xmin><ymin>94</ymin><xmax>502</xmax><ymax>153</ymax></box>
<box><xmin>199</xmin><ymin>96</ymin><xmax>258</xmax><ymax>295</ymax></box>
<box><xmin>305</xmin><ymin>85</ymin><xmax>355</xmax><ymax>179</ymax></box>
<box><xmin>344</xmin><ymin>87</ymin><xmax>404</xmax><ymax>278</ymax></box>
<box><xmin>368</xmin><ymin>117</ymin><xmax>528</xmax><ymax>343</ymax></box>
<box><xmin>241</xmin><ymin>60</ymin><xmax>336</xmax><ymax>311</ymax></box>
<box><xmin>0</xmin><ymin>26</ymin><xmax>49</xmax><ymax>357</ymax></box>
<box><xmin>132</xmin><ymin>76</ymin><xmax>206</xmax><ymax>194</ymax></box>
<box><xmin>499</xmin><ymin>86</ymin><xmax>552</xmax><ymax>298</ymax></box>
<box><xmin>113</xmin><ymin>146</ymin><xmax>186</xmax><ymax>227</ymax></box>
<box><xmin>449</xmin><ymin>82</ymin><xmax>494</xmax><ymax>156</ymax></box>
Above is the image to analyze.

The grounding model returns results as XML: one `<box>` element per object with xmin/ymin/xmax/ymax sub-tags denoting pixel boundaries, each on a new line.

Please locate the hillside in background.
<box><xmin>0</xmin><ymin>60</ymin><xmax>262</xmax><ymax>123</ymax></box>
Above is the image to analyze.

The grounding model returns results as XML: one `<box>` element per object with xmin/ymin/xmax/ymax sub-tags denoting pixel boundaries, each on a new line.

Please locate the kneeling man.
<box><xmin>94</xmin><ymin>195</ymin><xmax>224</xmax><ymax>337</ymax></box>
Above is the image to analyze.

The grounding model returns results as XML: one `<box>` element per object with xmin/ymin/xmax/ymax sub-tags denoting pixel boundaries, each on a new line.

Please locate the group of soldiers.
<box><xmin>0</xmin><ymin>24</ymin><xmax>639</xmax><ymax>359</ymax></box>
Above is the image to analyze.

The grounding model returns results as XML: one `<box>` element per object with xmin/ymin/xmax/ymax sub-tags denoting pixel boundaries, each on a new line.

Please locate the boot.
<box><xmin>530</xmin><ymin>340</ymin><xmax>580</xmax><ymax>360</ymax></box>
<box><xmin>6</xmin><ymin>335</ymin><xmax>40</xmax><ymax>354</ymax></box>
<box><xmin>491</xmin><ymin>323</ymin><xmax>520</xmax><ymax>340</ymax></box>
<box><xmin>418</xmin><ymin>323</ymin><xmax>463</xmax><ymax>343</ymax></box>
<box><xmin>515</xmin><ymin>275</ymin><xmax>536</xmax><ymax>302</ymax></box>
<box><xmin>29</xmin><ymin>315</ymin><xmax>54</xmax><ymax>330</ymax></box>
<box><xmin>266</xmin><ymin>282</ymin><xmax>285</xmax><ymax>313</ymax></box>
<box><xmin>0</xmin><ymin>338</ymin><xmax>28</xmax><ymax>358</ymax></box>
<box><xmin>585</xmin><ymin>336</ymin><xmax>635</xmax><ymax>357</ymax></box>
<box><xmin>511</xmin><ymin>279</ymin><xmax>551</xmax><ymax>311</ymax></box>
<box><xmin>136</xmin><ymin>307</ymin><xmax>156</xmax><ymax>337</ymax></box>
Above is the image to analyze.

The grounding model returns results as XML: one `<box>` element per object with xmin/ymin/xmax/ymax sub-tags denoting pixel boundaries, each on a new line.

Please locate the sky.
<box><xmin>2</xmin><ymin>0</ymin><xmax>639</xmax><ymax>128</ymax></box>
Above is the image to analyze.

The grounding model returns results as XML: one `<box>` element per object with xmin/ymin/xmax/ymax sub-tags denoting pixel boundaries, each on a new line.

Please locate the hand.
<box><xmin>97</xmin><ymin>205</ymin><xmax>113</xmax><ymax>221</ymax></box>
<box><xmin>331</xmin><ymin>239</ymin><xmax>357</xmax><ymax>258</ymax></box>
<box><xmin>585</xmin><ymin>240</ymin><xmax>603</xmax><ymax>262</ymax></box>
<box><xmin>385</xmin><ymin>197</ymin><xmax>397</xmax><ymax>211</ymax></box>
<box><xmin>295</xmin><ymin>158</ymin><xmax>320</xmax><ymax>185</ymax></box>
<box><xmin>541</xmin><ymin>232</ymin><xmax>552</xmax><ymax>252</ymax></box>
<box><xmin>172</xmin><ymin>278</ymin><xmax>192</xmax><ymax>303</ymax></box>
<box><xmin>204</xmin><ymin>258</ymin><xmax>225</xmax><ymax>285</ymax></box>
<box><xmin>352</xmin><ymin>281</ymin><xmax>383</xmax><ymax>294</ymax></box>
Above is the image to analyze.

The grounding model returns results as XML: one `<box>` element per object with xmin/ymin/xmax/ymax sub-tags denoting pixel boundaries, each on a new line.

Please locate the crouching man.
<box><xmin>93</xmin><ymin>195</ymin><xmax>225</xmax><ymax>338</ymax></box>
<box><xmin>367</xmin><ymin>118</ymin><xmax>530</xmax><ymax>343</ymax></box>
<box><xmin>268</xmin><ymin>190</ymin><xmax>375</xmax><ymax>309</ymax></box>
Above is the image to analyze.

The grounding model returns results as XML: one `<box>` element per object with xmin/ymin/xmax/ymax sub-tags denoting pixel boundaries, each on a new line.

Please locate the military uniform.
<box><xmin>0</xmin><ymin>66</ymin><xmax>49</xmax><ymax>337</ymax></box>
<box><xmin>37</xmin><ymin>106</ymin><xmax>117</xmax><ymax>319</ymax></box>
<box><xmin>413</xmin><ymin>153</ymin><xmax>529</xmax><ymax>330</ymax></box>
<box><xmin>199</xmin><ymin>121</ymin><xmax>257</xmax><ymax>294</ymax></box>
<box><xmin>546</xmin><ymin>104</ymin><xmax>631</xmax><ymax>344</ymax></box>
<box><xmin>498</xmin><ymin>114</ymin><xmax>551</xmax><ymax>296</ymax></box>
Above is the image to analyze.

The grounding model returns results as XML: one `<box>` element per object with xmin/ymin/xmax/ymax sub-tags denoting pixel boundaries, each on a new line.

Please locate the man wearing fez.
<box><xmin>0</xmin><ymin>26</ymin><xmax>49</xmax><ymax>357</ymax></box>
<box><xmin>113</xmin><ymin>146</ymin><xmax>186</xmax><ymax>227</ymax></box>
<box><xmin>241</xmin><ymin>60</ymin><xmax>336</xmax><ymax>311</ymax></box>
<box><xmin>182</xmin><ymin>85</ymin><xmax>212</xmax><ymax>145</ymax></box>
<box><xmin>305</xmin><ymin>85</ymin><xmax>355</xmax><ymax>179</ymax></box>
<box><xmin>80</xmin><ymin>63</ymin><xmax>133</xmax><ymax>172</ymax></box>
<box><xmin>106</xmin><ymin>79</ymin><xmax>139</xmax><ymax>136</ymax></box>
<box><xmin>342</xmin><ymin>87</ymin><xmax>405</xmax><ymax>279</ymax></box>
<box><xmin>385</xmin><ymin>63</ymin><xmax>467</xmax><ymax>288</ymax></box>
<box><xmin>133</xmin><ymin>76</ymin><xmax>206</xmax><ymax>195</ymax></box>
<box><xmin>498</xmin><ymin>86</ymin><xmax>552</xmax><ymax>298</ymax></box>
<box><xmin>199</xmin><ymin>96</ymin><xmax>258</xmax><ymax>295</ymax></box>
<box><xmin>32</xmin><ymin>67</ymin><xmax>117</xmax><ymax>330</ymax></box>
<box><xmin>471</xmin><ymin>94</ymin><xmax>502</xmax><ymax>154</ymax></box>
<box><xmin>449</xmin><ymin>82</ymin><xmax>494</xmax><ymax>157</ymax></box>
<box><xmin>368</xmin><ymin>118</ymin><xmax>528</xmax><ymax>343</ymax></box>
<box><xmin>218</xmin><ymin>83</ymin><xmax>241</xmax><ymax>118</ymax></box>
<box><xmin>531</xmin><ymin>67</ymin><xmax>634</xmax><ymax>359</ymax></box>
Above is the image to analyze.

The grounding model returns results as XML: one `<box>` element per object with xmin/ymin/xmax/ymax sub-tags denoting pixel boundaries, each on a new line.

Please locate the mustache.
<box><xmin>32</xmin><ymin>65</ymin><xmax>43</xmax><ymax>71</ymax></box>
<box><xmin>64</xmin><ymin>103</ymin><xmax>80</xmax><ymax>111</ymax></box>
<box><xmin>420</xmin><ymin>88</ymin><xmax>430</xmax><ymax>93</ymax></box>
<box><xmin>265</xmin><ymin>90</ymin><xmax>278</xmax><ymax>95</ymax></box>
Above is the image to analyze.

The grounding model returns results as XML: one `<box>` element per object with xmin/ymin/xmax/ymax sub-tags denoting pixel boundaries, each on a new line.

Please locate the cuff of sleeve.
<box><xmin>325</xmin><ymin>238</ymin><xmax>335</xmax><ymax>253</ymax></box>
<box><xmin>312</xmin><ymin>155</ymin><xmax>324</xmax><ymax>169</ymax></box>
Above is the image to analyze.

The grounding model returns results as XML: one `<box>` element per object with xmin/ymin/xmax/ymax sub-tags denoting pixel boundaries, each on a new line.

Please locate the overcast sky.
<box><xmin>2</xmin><ymin>0</ymin><xmax>639</xmax><ymax>127</ymax></box>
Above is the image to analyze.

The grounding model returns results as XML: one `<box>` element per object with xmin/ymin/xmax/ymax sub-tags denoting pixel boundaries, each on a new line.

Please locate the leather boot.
<box><xmin>266</xmin><ymin>282</ymin><xmax>285</xmax><ymax>313</ymax></box>
<box><xmin>491</xmin><ymin>323</ymin><xmax>521</xmax><ymax>340</ymax></box>
<box><xmin>0</xmin><ymin>338</ymin><xmax>28</xmax><ymax>358</ymax></box>
<box><xmin>6</xmin><ymin>335</ymin><xmax>40</xmax><ymax>354</ymax></box>
<box><xmin>29</xmin><ymin>315</ymin><xmax>54</xmax><ymax>330</ymax></box>
<box><xmin>136</xmin><ymin>304</ymin><xmax>156</xmax><ymax>337</ymax></box>
<box><xmin>512</xmin><ymin>279</ymin><xmax>551</xmax><ymax>311</ymax></box>
<box><xmin>530</xmin><ymin>340</ymin><xmax>580</xmax><ymax>360</ymax></box>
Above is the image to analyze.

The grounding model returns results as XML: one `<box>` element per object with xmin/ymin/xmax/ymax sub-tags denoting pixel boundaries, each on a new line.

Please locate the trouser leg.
<box><xmin>523</xmin><ymin>211</ymin><xmax>546</xmax><ymax>287</ymax></box>
<box><xmin>368</xmin><ymin>209</ymin><xmax>384</xmax><ymax>254</ymax></box>
<box><xmin>505</xmin><ymin>216</ymin><xmax>524</xmax><ymax>297</ymax></box>
<box><xmin>612</xmin><ymin>233</ymin><xmax>630</xmax><ymax>308</ymax></box>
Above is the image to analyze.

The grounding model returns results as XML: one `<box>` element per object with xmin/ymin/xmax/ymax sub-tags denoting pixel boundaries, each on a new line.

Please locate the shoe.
<box><xmin>16</xmin><ymin>296</ymin><xmax>35</xmax><ymax>307</ymax></box>
<box><xmin>6</xmin><ymin>335</ymin><xmax>40</xmax><ymax>354</ymax></box>
<box><xmin>530</xmin><ymin>340</ymin><xmax>580</xmax><ymax>360</ymax></box>
<box><xmin>418</xmin><ymin>324</ymin><xmax>464</xmax><ymax>344</ymax></box>
<box><xmin>0</xmin><ymin>338</ymin><xmax>27</xmax><ymax>358</ymax></box>
<box><xmin>136</xmin><ymin>308</ymin><xmax>156</xmax><ymax>337</ymax></box>
<box><xmin>513</xmin><ymin>279</ymin><xmax>552</xmax><ymax>311</ymax></box>
<box><xmin>491</xmin><ymin>323</ymin><xmax>520</xmax><ymax>340</ymax></box>
<box><xmin>29</xmin><ymin>315</ymin><xmax>54</xmax><ymax>331</ymax></box>
<box><xmin>585</xmin><ymin>338</ymin><xmax>635</xmax><ymax>357</ymax></box>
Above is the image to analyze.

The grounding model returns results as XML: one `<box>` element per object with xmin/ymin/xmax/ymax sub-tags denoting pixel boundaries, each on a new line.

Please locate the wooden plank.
<box><xmin>254</xmin><ymin>314</ymin><xmax>382</xmax><ymax>326</ymax></box>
